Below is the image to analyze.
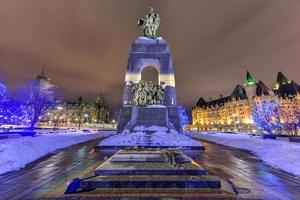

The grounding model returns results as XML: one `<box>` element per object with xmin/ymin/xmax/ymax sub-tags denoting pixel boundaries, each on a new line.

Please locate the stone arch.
<box><xmin>123</xmin><ymin>37</ymin><xmax>177</xmax><ymax>107</ymax></box>
<box><xmin>125</xmin><ymin>58</ymin><xmax>175</xmax><ymax>87</ymax></box>
<box><xmin>141</xmin><ymin>66</ymin><xmax>159</xmax><ymax>84</ymax></box>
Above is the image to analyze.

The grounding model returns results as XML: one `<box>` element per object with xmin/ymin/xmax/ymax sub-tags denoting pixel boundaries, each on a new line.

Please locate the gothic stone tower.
<box><xmin>117</xmin><ymin>37</ymin><xmax>181</xmax><ymax>133</ymax></box>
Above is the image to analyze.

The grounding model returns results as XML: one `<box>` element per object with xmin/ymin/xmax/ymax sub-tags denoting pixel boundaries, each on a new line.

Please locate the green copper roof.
<box><xmin>231</xmin><ymin>84</ymin><xmax>248</xmax><ymax>100</ymax></box>
<box><xmin>246</xmin><ymin>71</ymin><xmax>255</xmax><ymax>86</ymax></box>
<box><xmin>276</xmin><ymin>71</ymin><xmax>289</xmax><ymax>85</ymax></box>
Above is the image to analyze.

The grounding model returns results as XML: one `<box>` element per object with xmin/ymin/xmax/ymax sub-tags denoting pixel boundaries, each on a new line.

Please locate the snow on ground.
<box><xmin>98</xmin><ymin>126</ymin><xmax>202</xmax><ymax>149</ymax></box>
<box><xmin>132</xmin><ymin>125</ymin><xmax>168</xmax><ymax>132</ymax></box>
<box><xmin>188</xmin><ymin>132</ymin><xmax>300</xmax><ymax>177</ymax></box>
<box><xmin>0</xmin><ymin>130</ymin><xmax>114</xmax><ymax>175</ymax></box>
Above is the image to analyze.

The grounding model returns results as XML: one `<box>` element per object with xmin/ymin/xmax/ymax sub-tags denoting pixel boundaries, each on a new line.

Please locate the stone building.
<box><xmin>273</xmin><ymin>72</ymin><xmax>300</xmax><ymax>135</ymax></box>
<box><xmin>190</xmin><ymin>71</ymin><xmax>300</xmax><ymax>134</ymax></box>
<box><xmin>36</xmin><ymin>68</ymin><xmax>57</xmax><ymax>94</ymax></box>
<box><xmin>40</xmin><ymin>95</ymin><xmax>110</xmax><ymax>127</ymax></box>
<box><xmin>34</xmin><ymin>69</ymin><xmax>110</xmax><ymax>128</ymax></box>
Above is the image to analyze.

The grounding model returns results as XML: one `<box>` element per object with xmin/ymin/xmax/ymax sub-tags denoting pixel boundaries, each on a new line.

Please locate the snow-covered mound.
<box><xmin>189</xmin><ymin>132</ymin><xmax>300</xmax><ymax>177</ymax></box>
<box><xmin>0</xmin><ymin>131</ymin><xmax>114</xmax><ymax>175</ymax></box>
<box><xmin>97</xmin><ymin>126</ymin><xmax>203</xmax><ymax>149</ymax></box>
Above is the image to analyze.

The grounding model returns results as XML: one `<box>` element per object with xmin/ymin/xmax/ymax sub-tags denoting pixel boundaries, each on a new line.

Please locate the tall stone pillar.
<box><xmin>117</xmin><ymin>37</ymin><xmax>181</xmax><ymax>133</ymax></box>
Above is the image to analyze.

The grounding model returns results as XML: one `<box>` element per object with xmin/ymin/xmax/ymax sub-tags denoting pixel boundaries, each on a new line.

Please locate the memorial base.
<box><xmin>117</xmin><ymin>106</ymin><xmax>181</xmax><ymax>133</ymax></box>
<box><xmin>97</xmin><ymin>126</ymin><xmax>204</xmax><ymax>150</ymax></box>
<box><xmin>65</xmin><ymin>149</ymin><xmax>235</xmax><ymax>196</ymax></box>
<box><xmin>130</xmin><ymin>106</ymin><xmax>169</xmax><ymax>128</ymax></box>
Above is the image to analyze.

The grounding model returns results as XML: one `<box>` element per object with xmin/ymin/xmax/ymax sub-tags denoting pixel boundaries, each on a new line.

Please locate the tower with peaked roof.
<box><xmin>35</xmin><ymin>67</ymin><xmax>56</xmax><ymax>93</ymax></box>
<box><xmin>276</xmin><ymin>71</ymin><xmax>290</xmax><ymax>85</ymax></box>
<box><xmin>36</xmin><ymin>67</ymin><xmax>47</xmax><ymax>81</ymax></box>
<box><xmin>244</xmin><ymin>71</ymin><xmax>257</xmax><ymax>99</ymax></box>
<box><xmin>273</xmin><ymin>71</ymin><xmax>300</xmax><ymax>98</ymax></box>
<box><xmin>246</xmin><ymin>71</ymin><xmax>255</xmax><ymax>86</ymax></box>
<box><xmin>244</xmin><ymin>71</ymin><xmax>275</xmax><ymax>99</ymax></box>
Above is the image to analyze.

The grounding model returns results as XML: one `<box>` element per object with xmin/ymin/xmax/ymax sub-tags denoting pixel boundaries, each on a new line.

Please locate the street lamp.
<box><xmin>112</xmin><ymin>119</ymin><xmax>116</xmax><ymax>128</ymax></box>
<box><xmin>232</xmin><ymin>113</ymin><xmax>237</xmax><ymax>132</ymax></box>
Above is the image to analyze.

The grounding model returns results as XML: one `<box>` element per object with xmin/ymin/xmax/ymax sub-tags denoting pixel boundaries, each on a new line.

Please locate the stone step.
<box><xmin>97</xmin><ymin>144</ymin><xmax>204</xmax><ymax>150</ymax></box>
<box><xmin>75</xmin><ymin>188</ymin><xmax>237</xmax><ymax>199</ymax></box>
<box><xmin>95</xmin><ymin>149</ymin><xmax>207</xmax><ymax>176</ymax></box>
<box><xmin>80</xmin><ymin>175</ymin><xmax>222</xmax><ymax>189</ymax></box>
<box><xmin>65</xmin><ymin>149</ymin><xmax>235</xmax><ymax>195</ymax></box>
<box><xmin>95</xmin><ymin>169</ymin><xmax>208</xmax><ymax>176</ymax></box>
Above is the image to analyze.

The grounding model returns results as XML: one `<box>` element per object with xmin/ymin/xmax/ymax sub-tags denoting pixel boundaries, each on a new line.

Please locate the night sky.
<box><xmin>0</xmin><ymin>0</ymin><xmax>300</xmax><ymax>110</ymax></box>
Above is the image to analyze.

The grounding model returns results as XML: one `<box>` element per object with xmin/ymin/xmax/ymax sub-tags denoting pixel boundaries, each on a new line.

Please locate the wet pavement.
<box><xmin>0</xmin><ymin>135</ymin><xmax>299</xmax><ymax>200</ymax></box>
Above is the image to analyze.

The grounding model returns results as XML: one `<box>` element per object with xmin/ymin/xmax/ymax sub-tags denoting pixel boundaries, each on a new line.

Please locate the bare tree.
<box><xmin>75</xmin><ymin>96</ymin><xmax>84</xmax><ymax>129</ymax></box>
<box><xmin>16</xmin><ymin>80</ymin><xmax>60</xmax><ymax>130</ymax></box>
<box><xmin>52</xmin><ymin>104</ymin><xmax>67</xmax><ymax>130</ymax></box>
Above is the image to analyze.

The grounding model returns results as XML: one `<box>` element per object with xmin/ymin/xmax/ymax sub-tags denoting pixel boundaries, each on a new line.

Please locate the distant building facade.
<box><xmin>40</xmin><ymin>95</ymin><xmax>110</xmax><ymax>128</ymax></box>
<box><xmin>36</xmin><ymin>70</ymin><xmax>110</xmax><ymax>128</ymax></box>
<box><xmin>36</xmin><ymin>68</ymin><xmax>57</xmax><ymax>93</ymax></box>
<box><xmin>190</xmin><ymin>71</ymin><xmax>300</xmax><ymax>135</ymax></box>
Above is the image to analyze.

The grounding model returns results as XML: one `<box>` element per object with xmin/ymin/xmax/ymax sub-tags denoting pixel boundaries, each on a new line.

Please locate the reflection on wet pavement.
<box><xmin>0</xmin><ymin>137</ymin><xmax>299</xmax><ymax>200</ymax></box>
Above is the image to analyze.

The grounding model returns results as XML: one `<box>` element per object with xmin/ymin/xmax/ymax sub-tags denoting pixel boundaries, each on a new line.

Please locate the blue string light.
<box><xmin>252</xmin><ymin>100</ymin><xmax>281</xmax><ymax>133</ymax></box>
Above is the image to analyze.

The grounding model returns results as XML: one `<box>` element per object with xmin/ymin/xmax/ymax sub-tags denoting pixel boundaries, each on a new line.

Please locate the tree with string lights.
<box><xmin>279</xmin><ymin>95</ymin><xmax>300</xmax><ymax>135</ymax></box>
<box><xmin>252</xmin><ymin>99</ymin><xmax>281</xmax><ymax>134</ymax></box>
<box><xmin>15</xmin><ymin>80</ymin><xmax>60</xmax><ymax>130</ymax></box>
<box><xmin>178</xmin><ymin>105</ymin><xmax>190</xmax><ymax>127</ymax></box>
<box><xmin>0</xmin><ymin>81</ymin><xmax>29</xmax><ymax>127</ymax></box>
<box><xmin>0</xmin><ymin>82</ymin><xmax>9</xmax><ymax>126</ymax></box>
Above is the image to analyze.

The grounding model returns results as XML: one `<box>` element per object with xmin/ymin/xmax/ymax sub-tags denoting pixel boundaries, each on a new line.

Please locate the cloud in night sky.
<box><xmin>0</xmin><ymin>0</ymin><xmax>300</xmax><ymax>110</ymax></box>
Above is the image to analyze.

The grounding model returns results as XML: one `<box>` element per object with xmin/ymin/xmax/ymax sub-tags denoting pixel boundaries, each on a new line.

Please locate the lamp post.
<box><xmin>112</xmin><ymin>119</ymin><xmax>116</xmax><ymax>128</ymax></box>
<box><xmin>232</xmin><ymin>113</ymin><xmax>237</xmax><ymax>132</ymax></box>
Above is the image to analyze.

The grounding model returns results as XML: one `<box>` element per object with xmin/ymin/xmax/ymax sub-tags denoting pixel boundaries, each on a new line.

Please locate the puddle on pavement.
<box><xmin>205</xmin><ymin>166</ymin><xmax>233</xmax><ymax>179</ymax></box>
<box><xmin>236</xmin><ymin>188</ymin><xmax>251</xmax><ymax>194</ymax></box>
